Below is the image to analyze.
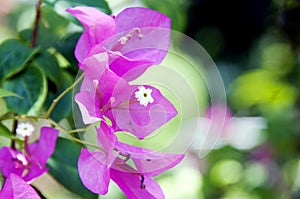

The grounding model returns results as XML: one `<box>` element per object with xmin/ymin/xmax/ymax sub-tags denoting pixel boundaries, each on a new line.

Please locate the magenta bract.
<box><xmin>77</xmin><ymin>122</ymin><xmax>183</xmax><ymax>198</ymax></box>
<box><xmin>110</xmin><ymin>169</ymin><xmax>165</xmax><ymax>199</ymax></box>
<box><xmin>0</xmin><ymin>127</ymin><xmax>58</xmax><ymax>183</ymax></box>
<box><xmin>67</xmin><ymin>6</ymin><xmax>170</xmax><ymax>81</ymax></box>
<box><xmin>75</xmin><ymin>54</ymin><xmax>177</xmax><ymax>139</ymax></box>
<box><xmin>0</xmin><ymin>173</ymin><xmax>41</xmax><ymax>199</ymax></box>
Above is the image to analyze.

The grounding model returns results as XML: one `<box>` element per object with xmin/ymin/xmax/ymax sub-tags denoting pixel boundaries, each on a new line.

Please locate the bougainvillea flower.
<box><xmin>78</xmin><ymin>122</ymin><xmax>184</xmax><ymax>197</ymax></box>
<box><xmin>75</xmin><ymin>54</ymin><xmax>177</xmax><ymax>139</ymax></box>
<box><xmin>77</xmin><ymin>121</ymin><xmax>118</xmax><ymax>194</ymax></box>
<box><xmin>66</xmin><ymin>6</ymin><xmax>170</xmax><ymax>80</ymax></box>
<box><xmin>0</xmin><ymin>127</ymin><xmax>58</xmax><ymax>183</ymax></box>
<box><xmin>0</xmin><ymin>173</ymin><xmax>41</xmax><ymax>199</ymax></box>
<box><xmin>110</xmin><ymin>168</ymin><xmax>165</xmax><ymax>199</ymax></box>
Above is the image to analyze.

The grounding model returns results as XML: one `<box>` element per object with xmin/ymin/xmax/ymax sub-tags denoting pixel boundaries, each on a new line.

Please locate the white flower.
<box><xmin>16</xmin><ymin>122</ymin><xmax>34</xmax><ymax>137</ymax></box>
<box><xmin>134</xmin><ymin>86</ymin><xmax>154</xmax><ymax>107</ymax></box>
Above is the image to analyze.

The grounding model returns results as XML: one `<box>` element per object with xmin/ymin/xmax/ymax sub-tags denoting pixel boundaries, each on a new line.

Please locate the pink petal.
<box><xmin>80</xmin><ymin>54</ymin><xmax>125</xmax><ymax>107</ymax></box>
<box><xmin>106</xmin><ymin>50</ymin><xmax>154</xmax><ymax>81</ymax></box>
<box><xmin>77</xmin><ymin>56</ymin><xmax>177</xmax><ymax>139</ymax></box>
<box><xmin>89</xmin><ymin>34</ymin><xmax>166</xmax><ymax>81</ymax></box>
<box><xmin>96</xmin><ymin>122</ymin><xmax>117</xmax><ymax>153</ymax></box>
<box><xmin>75</xmin><ymin>91</ymin><xmax>101</xmax><ymax>124</ymax></box>
<box><xmin>22</xmin><ymin>164</ymin><xmax>47</xmax><ymax>183</ymax></box>
<box><xmin>95</xmin><ymin>69</ymin><xmax>129</xmax><ymax>108</ymax></box>
<box><xmin>114</xmin><ymin>7</ymin><xmax>171</xmax><ymax>66</ymax></box>
<box><xmin>0</xmin><ymin>173</ymin><xmax>41</xmax><ymax>199</ymax></box>
<box><xmin>78</xmin><ymin>148</ymin><xmax>110</xmax><ymax>194</ymax></box>
<box><xmin>28</xmin><ymin>127</ymin><xmax>59</xmax><ymax>166</ymax></box>
<box><xmin>0</xmin><ymin>147</ymin><xmax>23</xmax><ymax>178</ymax></box>
<box><xmin>66</xmin><ymin>6</ymin><xmax>116</xmax><ymax>63</ymax></box>
<box><xmin>74</xmin><ymin>54</ymin><xmax>108</xmax><ymax>124</ymax></box>
<box><xmin>116</xmin><ymin>142</ymin><xmax>184</xmax><ymax>176</ymax></box>
<box><xmin>107</xmin><ymin>27</ymin><xmax>170</xmax><ymax>66</ymax></box>
<box><xmin>111</xmin><ymin>85</ymin><xmax>178</xmax><ymax>139</ymax></box>
<box><xmin>110</xmin><ymin>169</ymin><xmax>165</xmax><ymax>199</ymax></box>
<box><xmin>116</xmin><ymin>7</ymin><xmax>170</xmax><ymax>32</ymax></box>
<box><xmin>79</xmin><ymin>53</ymin><xmax>107</xmax><ymax>81</ymax></box>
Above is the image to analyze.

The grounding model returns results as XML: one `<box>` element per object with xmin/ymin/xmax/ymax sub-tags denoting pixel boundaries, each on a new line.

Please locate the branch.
<box><xmin>45</xmin><ymin>73</ymin><xmax>84</xmax><ymax>118</ymax></box>
<box><xmin>10</xmin><ymin>117</ymin><xmax>17</xmax><ymax>150</ymax></box>
<box><xmin>31</xmin><ymin>0</ymin><xmax>42</xmax><ymax>48</ymax></box>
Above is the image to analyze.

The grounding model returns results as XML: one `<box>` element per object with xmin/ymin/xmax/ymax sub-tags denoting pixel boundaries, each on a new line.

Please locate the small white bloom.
<box><xmin>135</xmin><ymin>86</ymin><xmax>154</xmax><ymax>107</ymax></box>
<box><xmin>16</xmin><ymin>122</ymin><xmax>34</xmax><ymax>137</ymax></box>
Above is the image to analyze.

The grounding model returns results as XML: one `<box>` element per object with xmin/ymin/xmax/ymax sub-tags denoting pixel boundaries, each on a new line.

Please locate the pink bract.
<box><xmin>75</xmin><ymin>54</ymin><xmax>177</xmax><ymax>139</ymax></box>
<box><xmin>67</xmin><ymin>6</ymin><xmax>170</xmax><ymax>81</ymax></box>
<box><xmin>0</xmin><ymin>127</ymin><xmax>58</xmax><ymax>183</ymax></box>
<box><xmin>0</xmin><ymin>173</ymin><xmax>41</xmax><ymax>199</ymax></box>
<box><xmin>77</xmin><ymin>122</ymin><xmax>184</xmax><ymax>197</ymax></box>
<box><xmin>110</xmin><ymin>169</ymin><xmax>165</xmax><ymax>199</ymax></box>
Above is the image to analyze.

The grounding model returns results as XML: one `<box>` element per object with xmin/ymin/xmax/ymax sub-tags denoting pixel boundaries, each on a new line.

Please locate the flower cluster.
<box><xmin>0</xmin><ymin>126</ymin><xmax>58</xmax><ymax>198</ymax></box>
<box><xmin>67</xmin><ymin>6</ymin><xmax>184</xmax><ymax>198</ymax></box>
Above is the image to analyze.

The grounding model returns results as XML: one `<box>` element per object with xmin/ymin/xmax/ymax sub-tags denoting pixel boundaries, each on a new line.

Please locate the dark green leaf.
<box><xmin>0</xmin><ymin>39</ymin><xmax>39</xmax><ymax>80</ymax></box>
<box><xmin>3</xmin><ymin>66</ymin><xmax>47</xmax><ymax>115</ymax></box>
<box><xmin>44</xmin><ymin>0</ymin><xmax>111</xmax><ymax>18</ymax></box>
<box><xmin>54</xmin><ymin>33</ymin><xmax>81</xmax><ymax>73</ymax></box>
<box><xmin>44</xmin><ymin>70</ymin><xmax>74</xmax><ymax>121</ymax></box>
<box><xmin>34</xmin><ymin>51</ymin><xmax>60</xmax><ymax>84</ymax></box>
<box><xmin>47</xmin><ymin>137</ymin><xmax>98</xmax><ymax>199</ymax></box>
<box><xmin>0</xmin><ymin>122</ymin><xmax>13</xmax><ymax>139</ymax></box>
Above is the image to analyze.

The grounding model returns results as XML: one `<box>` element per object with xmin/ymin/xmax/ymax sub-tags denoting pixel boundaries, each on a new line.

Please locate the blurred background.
<box><xmin>1</xmin><ymin>0</ymin><xmax>300</xmax><ymax>198</ymax></box>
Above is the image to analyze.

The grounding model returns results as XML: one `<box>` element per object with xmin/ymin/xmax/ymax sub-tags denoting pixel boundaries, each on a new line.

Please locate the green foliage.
<box><xmin>47</xmin><ymin>137</ymin><xmax>98</xmax><ymax>199</ymax></box>
<box><xmin>19</xmin><ymin>6</ymin><xmax>69</xmax><ymax>49</ymax></box>
<box><xmin>0</xmin><ymin>39</ymin><xmax>39</xmax><ymax>80</ymax></box>
<box><xmin>54</xmin><ymin>33</ymin><xmax>81</xmax><ymax>73</ymax></box>
<box><xmin>3</xmin><ymin>66</ymin><xmax>47</xmax><ymax>115</ymax></box>
<box><xmin>0</xmin><ymin>122</ymin><xmax>13</xmax><ymax>139</ymax></box>
<box><xmin>229</xmin><ymin>69</ymin><xmax>297</xmax><ymax>114</ymax></box>
<box><xmin>44</xmin><ymin>71</ymin><xmax>74</xmax><ymax>122</ymax></box>
<box><xmin>44</xmin><ymin>0</ymin><xmax>111</xmax><ymax>16</ymax></box>
<box><xmin>34</xmin><ymin>51</ymin><xmax>61</xmax><ymax>84</ymax></box>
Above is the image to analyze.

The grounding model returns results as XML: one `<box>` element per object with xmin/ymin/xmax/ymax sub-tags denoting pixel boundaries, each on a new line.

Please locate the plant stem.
<box><xmin>10</xmin><ymin>117</ymin><xmax>18</xmax><ymax>150</ymax></box>
<box><xmin>45</xmin><ymin>73</ymin><xmax>84</xmax><ymax>119</ymax></box>
<box><xmin>68</xmin><ymin>136</ymin><xmax>105</xmax><ymax>152</ymax></box>
<box><xmin>68</xmin><ymin>124</ymin><xmax>93</xmax><ymax>133</ymax></box>
<box><xmin>31</xmin><ymin>0</ymin><xmax>42</xmax><ymax>48</ymax></box>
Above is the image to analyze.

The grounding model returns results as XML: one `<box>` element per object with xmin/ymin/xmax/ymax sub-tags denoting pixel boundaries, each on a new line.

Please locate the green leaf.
<box><xmin>45</xmin><ymin>70</ymin><xmax>74</xmax><ymax>121</ymax></box>
<box><xmin>0</xmin><ymin>88</ymin><xmax>22</xmax><ymax>98</ymax></box>
<box><xmin>0</xmin><ymin>39</ymin><xmax>39</xmax><ymax>80</ymax></box>
<box><xmin>0</xmin><ymin>122</ymin><xmax>13</xmax><ymax>139</ymax></box>
<box><xmin>54</xmin><ymin>33</ymin><xmax>81</xmax><ymax>72</ymax></box>
<box><xmin>3</xmin><ymin>66</ymin><xmax>47</xmax><ymax>115</ymax></box>
<box><xmin>44</xmin><ymin>0</ymin><xmax>111</xmax><ymax>17</ymax></box>
<box><xmin>47</xmin><ymin>137</ymin><xmax>98</xmax><ymax>199</ymax></box>
<box><xmin>34</xmin><ymin>51</ymin><xmax>60</xmax><ymax>84</ymax></box>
